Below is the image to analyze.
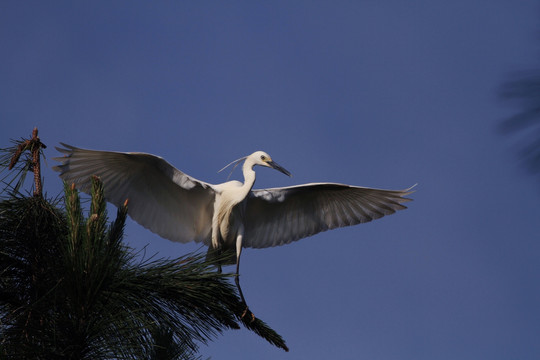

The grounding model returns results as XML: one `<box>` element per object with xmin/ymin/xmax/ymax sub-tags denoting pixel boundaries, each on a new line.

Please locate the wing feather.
<box><xmin>53</xmin><ymin>144</ymin><xmax>215</xmax><ymax>244</ymax></box>
<box><xmin>243</xmin><ymin>183</ymin><xmax>414</xmax><ymax>248</ymax></box>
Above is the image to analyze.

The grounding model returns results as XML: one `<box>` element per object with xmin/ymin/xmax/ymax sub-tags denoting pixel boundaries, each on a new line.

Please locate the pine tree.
<box><xmin>0</xmin><ymin>129</ymin><xmax>287</xmax><ymax>359</ymax></box>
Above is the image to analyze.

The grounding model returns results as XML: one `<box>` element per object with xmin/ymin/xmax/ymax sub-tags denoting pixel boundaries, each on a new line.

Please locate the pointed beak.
<box><xmin>268</xmin><ymin>160</ymin><xmax>292</xmax><ymax>177</ymax></box>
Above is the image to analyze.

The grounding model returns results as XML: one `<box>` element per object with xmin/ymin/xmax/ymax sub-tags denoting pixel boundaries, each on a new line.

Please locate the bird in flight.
<box><xmin>54</xmin><ymin>144</ymin><xmax>414</xmax><ymax>311</ymax></box>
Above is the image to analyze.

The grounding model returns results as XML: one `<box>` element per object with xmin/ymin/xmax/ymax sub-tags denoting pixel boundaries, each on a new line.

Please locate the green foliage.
<box><xmin>0</xmin><ymin>141</ymin><xmax>34</xmax><ymax>193</ymax></box>
<box><xmin>0</xmin><ymin>129</ymin><xmax>46</xmax><ymax>195</ymax></box>
<box><xmin>0</xmin><ymin>193</ymin><xmax>67</xmax><ymax>358</ymax></box>
<box><xmin>0</xmin><ymin>158</ymin><xmax>288</xmax><ymax>359</ymax></box>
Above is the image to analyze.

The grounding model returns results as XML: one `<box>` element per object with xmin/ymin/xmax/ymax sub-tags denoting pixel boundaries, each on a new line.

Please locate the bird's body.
<box><xmin>54</xmin><ymin>145</ymin><xmax>414</xmax><ymax>273</ymax></box>
<box><xmin>210</xmin><ymin>178</ymin><xmax>251</xmax><ymax>266</ymax></box>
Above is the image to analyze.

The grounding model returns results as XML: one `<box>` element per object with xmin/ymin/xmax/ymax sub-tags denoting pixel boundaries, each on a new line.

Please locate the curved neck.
<box><xmin>242</xmin><ymin>160</ymin><xmax>256</xmax><ymax>193</ymax></box>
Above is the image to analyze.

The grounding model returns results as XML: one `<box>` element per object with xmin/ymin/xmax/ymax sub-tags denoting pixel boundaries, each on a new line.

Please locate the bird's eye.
<box><xmin>260</xmin><ymin>155</ymin><xmax>266</xmax><ymax>161</ymax></box>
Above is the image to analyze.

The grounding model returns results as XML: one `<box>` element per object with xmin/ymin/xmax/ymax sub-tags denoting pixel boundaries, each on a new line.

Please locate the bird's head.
<box><xmin>250</xmin><ymin>151</ymin><xmax>292</xmax><ymax>177</ymax></box>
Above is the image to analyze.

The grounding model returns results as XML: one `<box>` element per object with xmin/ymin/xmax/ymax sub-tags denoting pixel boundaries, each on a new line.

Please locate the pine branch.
<box><xmin>1</xmin><ymin>131</ymin><xmax>289</xmax><ymax>357</ymax></box>
<box><xmin>238</xmin><ymin>312</ymin><xmax>289</xmax><ymax>352</ymax></box>
<box><xmin>2</xmin><ymin>128</ymin><xmax>47</xmax><ymax>197</ymax></box>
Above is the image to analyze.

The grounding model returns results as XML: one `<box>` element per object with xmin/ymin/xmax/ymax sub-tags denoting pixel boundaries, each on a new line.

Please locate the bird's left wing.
<box><xmin>53</xmin><ymin>144</ymin><xmax>215</xmax><ymax>244</ymax></box>
<box><xmin>243</xmin><ymin>183</ymin><xmax>414</xmax><ymax>248</ymax></box>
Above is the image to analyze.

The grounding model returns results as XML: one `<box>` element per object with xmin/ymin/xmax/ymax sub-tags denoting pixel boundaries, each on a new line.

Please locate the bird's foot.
<box><xmin>241</xmin><ymin>306</ymin><xmax>256</xmax><ymax>323</ymax></box>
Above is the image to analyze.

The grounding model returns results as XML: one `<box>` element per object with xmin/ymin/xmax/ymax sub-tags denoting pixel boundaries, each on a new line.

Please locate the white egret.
<box><xmin>54</xmin><ymin>144</ymin><xmax>413</xmax><ymax>312</ymax></box>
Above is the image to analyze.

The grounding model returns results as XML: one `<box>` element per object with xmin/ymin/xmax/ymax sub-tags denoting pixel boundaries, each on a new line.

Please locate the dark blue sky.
<box><xmin>2</xmin><ymin>1</ymin><xmax>540</xmax><ymax>359</ymax></box>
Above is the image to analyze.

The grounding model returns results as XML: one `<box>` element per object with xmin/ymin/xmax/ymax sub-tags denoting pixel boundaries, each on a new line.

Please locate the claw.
<box><xmin>241</xmin><ymin>306</ymin><xmax>249</xmax><ymax>318</ymax></box>
<box><xmin>241</xmin><ymin>306</ymin><xmax>256</xmax><ymax>323</ymax></box>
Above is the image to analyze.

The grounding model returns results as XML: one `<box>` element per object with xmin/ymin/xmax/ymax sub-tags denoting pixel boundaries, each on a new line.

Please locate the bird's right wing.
<box><xmin>243</xmin><ymin>183</ymin><xmax>414</xmax><ymax>248</ymax></box>
<box><xmin>53</xmin><ymin>144</ymin><xmax>215</xmax><ymax>244</ymax></box>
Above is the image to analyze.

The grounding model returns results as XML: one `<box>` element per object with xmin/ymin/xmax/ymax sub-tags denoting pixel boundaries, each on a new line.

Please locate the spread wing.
<box><xmin>53</xmin><ymin>143</ymin><xmax>215</xmax><ymax>244</ymax></box>
<box><xmin>243</xmin><ymin>183</ymin><xmax>414</xmax><ymax>248</ymax></box>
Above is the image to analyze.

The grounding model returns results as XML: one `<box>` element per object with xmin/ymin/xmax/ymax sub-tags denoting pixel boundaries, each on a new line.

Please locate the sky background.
<box><xmin>1</xmin><ymin>1</ymin><xmax>540</xmax><ymax>359</ymax></box>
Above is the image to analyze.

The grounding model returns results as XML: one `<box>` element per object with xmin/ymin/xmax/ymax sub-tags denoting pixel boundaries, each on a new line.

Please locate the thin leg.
<box><xmin>235</xmin><ymin>236</ymin><xmax>242</xmax><ymax>276</ymax></box>
<box><xmin>234</xmin><ymin>245</ymin><xmax>246</xmax><ymax>305</ymax></box>
<box><xmin>216</xmin><ymin>247</ymin><xmax>223</xmax><ymax>274</ymax></box>
<box><xmin>235</xmin><ymin>232</ymin><xmax>247</xmax><ymax>304</ymax></box>
<box><xmin>235</xmin><ymin>229</ymin><xmax>254</xmax><ymax>322</ymax></box>
<box><xmin>235</xmin><ymin>269</ymin><xmax>246</xmax><ymax>304</ymax></box>
<box><xmin>235</xmin><ymin>261</ymin><xmax>254</xmax><ymax>322</ymax></box>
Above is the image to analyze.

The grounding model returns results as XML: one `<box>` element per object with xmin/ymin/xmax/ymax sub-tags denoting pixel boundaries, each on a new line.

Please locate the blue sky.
<box><xmin>2</xmin><ymin>1</ymin><xmax>540</xmax><ymax>359</ymax></box>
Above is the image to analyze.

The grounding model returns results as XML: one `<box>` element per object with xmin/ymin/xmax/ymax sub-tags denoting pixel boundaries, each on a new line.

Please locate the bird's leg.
<box><xmin>234</xmin><ymin>257</ymin><xmax>245</xmax><ymax>304</ymax></box>
<box><xmin>217</xmin><ymin>247</ymin><xmax>223</xmax><ymax>274</ymax></box>
<box><xmin>235</xmin><ymin>229</ymin><xmax>255</xmax><ymax>322</ymax></box>
<box><xmin>235</xmin><ymin>263</ymin><xmax>254</xmax><ymax>322</ymax></box>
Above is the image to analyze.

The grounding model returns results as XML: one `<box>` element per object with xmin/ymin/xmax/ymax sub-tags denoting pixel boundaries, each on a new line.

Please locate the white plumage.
<box><xmin>54</xmin><ymin>144</ymin><xmax>414</xmax><ymax>272</ymax></box>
